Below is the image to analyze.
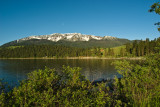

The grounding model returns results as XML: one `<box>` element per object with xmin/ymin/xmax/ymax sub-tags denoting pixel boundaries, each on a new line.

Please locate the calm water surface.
<box><xmin>0</xmin><ymin>59</ymin><xmax>132</xmax><ymax>87</ymax></box>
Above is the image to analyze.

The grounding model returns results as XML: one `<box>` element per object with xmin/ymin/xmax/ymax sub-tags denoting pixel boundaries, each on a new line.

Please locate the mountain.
<box><xmin>12</xmin><ymin>33</ymin><xmax>118</xmax><ymax>42</ymax></box>
<box><xmin>1</xmin><ymin>33</ymin><xmax>131</xmax><ymax>48</ymax></box>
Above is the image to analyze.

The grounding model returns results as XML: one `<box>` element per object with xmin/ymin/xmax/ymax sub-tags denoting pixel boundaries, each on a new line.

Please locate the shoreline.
<box><xmin>0</xmin><ymin>57</ymin><xmax>145</xmax><ymax>60</ymax></box>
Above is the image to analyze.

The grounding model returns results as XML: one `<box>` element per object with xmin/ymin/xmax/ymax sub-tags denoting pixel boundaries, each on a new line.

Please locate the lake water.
<box><xmin>0</xmin><ymin>59</ymin><xmax>136</xmax><ymax>87</ymax></box>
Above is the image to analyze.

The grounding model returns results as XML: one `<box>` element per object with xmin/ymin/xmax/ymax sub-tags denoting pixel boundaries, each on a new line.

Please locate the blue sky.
<box><xmin>0</xmin><ymin>0</ymin><xmax>159</xmax><ymax>45</ymax></box>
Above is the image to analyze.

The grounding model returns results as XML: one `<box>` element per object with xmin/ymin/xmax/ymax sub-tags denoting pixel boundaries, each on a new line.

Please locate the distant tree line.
<box><xmin>0</xmin><ymin>37</ymin><xmax>159</xmax><ymax>58</ymax></box>
<box><xmin>0</xmin><ymin>45</ymin><xmax>91</xmax><ymax>58</ymax></box>
<box><xmin>125</xmin><ymin>38</ymin><xmax>160</xmax><ymax>57</ymax></box>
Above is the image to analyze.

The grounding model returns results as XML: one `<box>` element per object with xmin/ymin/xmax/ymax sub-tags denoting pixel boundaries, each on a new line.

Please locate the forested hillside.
<box><xmin>1</xmin><ymin>38</ymin><xmax>131</xmax><ymax>48</ymax></box>
<box><xmin>0</xmin><ymin>37</ymin><xmax>159</xmax><ymax>58</ymax></box>
<box><xmin>0</xmin><ymin>43</ymin><xmax>160</xmax><ymax>106</ymax></box>
<box><xmin>0</xmin><ymin>0</ymin><xmax>160</xmax><ymax>106</ymax></box>
<box><xmin>125</xmin><ymin>38</ymin><xmax>160</xmax><ymax>56</ymax></box>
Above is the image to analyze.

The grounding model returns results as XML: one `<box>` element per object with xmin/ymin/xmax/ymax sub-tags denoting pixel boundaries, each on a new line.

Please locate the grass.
<box><xmin>101</xmin><ymin>45</ymin><xmax>126</xmax><ymax>57</ymax></box>
<box><xmin>7</xmin><ymin>46</ymin><xmax>24</xmax><ymax>49</ymax></box>
<box><xmin>112</xmin><ymin>45</ymin><xmax>126</xmax><ymax>56</ymax></box>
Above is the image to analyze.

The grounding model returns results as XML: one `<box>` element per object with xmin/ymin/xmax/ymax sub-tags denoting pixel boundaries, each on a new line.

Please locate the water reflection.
<box><xmin>0</xmin><ymin>59</ymin><xmax>139</xmax><ymax>87</ymax></box>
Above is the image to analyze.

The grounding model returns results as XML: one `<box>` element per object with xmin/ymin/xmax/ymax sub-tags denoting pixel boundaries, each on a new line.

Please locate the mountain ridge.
<box><xmin>16</xmin><ymin>33</ymin><xmax>118</xmax><ymax>42</ymax></box>
<box><xmin>1</xmin><ymin>33</ymin><xmax>132</xmax><ymax>48</ymax></box>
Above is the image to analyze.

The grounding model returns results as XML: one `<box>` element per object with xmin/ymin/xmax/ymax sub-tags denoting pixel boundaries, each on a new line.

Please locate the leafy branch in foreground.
<box><xmin>0</xmin><ymin>51</ymin><xmax>160</xmax><ymax>106</ymax></box>
<box><xmin>0</xmin><ymin>66</ymin><xmax>114</xmax><ymax>106</ymax></box>
<box><xmin>111</xmin><ymin>36</ymin><xmax>160</xmax><ymax>106</ymax></box>
<box><xmin>149</xmin><ymin>2</ymin><xmax>160</xmax><ymax>31</ymax></box>
<box><xmin>113</xmin><ymin>54</ymin><xmax>160</xmax><ymax>106</ymax></box>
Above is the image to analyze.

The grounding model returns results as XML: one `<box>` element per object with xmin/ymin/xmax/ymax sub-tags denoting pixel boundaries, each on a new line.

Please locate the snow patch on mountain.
<box><xmin>103</xmin><ymin>36</ymin><xmax>117</xmax><ymax>40</ymax></box>
<box><xmin>83</xmin><ymin>36</ymin><xmax>90</xmax><ymax>41</ymax></box>
<box><xmin>16</xmin><ymin>33</ymin><xmax>117</xmax><ymax>43</ymax></box>
<box><xmin>91</xmin><ymin>35</ymin><xmax>102</xmax><ymax>40</ymax></box>
<box><xmin>66</xmin><ymin>35</ymin><xmax>73</xmax><ymax>39</ymax></box>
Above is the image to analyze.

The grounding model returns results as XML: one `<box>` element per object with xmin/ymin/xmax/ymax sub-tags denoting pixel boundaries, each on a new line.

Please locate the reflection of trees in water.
<box><xmin>77</xmin><ymin>59</ymin><xmax>117</xmax><ymax>81</ymax></box>
<box><xmin>0</xmin><ymin>59</ymin><xmax>129</xmax><ymax>86</ymax></box>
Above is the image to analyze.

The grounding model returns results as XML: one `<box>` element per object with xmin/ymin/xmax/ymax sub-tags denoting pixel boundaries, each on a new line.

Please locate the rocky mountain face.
<box><xmin>1</xmin><ymin>33</ymin><xmax>131</xmax><ymax>48</ymax></box>
<box><xmin>16</xmin><ymin>33</ymin><xmax>118</xmax><ymax>43</ymax></box>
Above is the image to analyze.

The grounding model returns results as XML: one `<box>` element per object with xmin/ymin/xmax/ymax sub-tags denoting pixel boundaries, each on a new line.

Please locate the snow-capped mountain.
<box><xmin>16</xmin><ymin>33</ymin><xmax>118</xmax><ymax>43</ymax></box>
<box><xmin>1</xmin><ymin>33</ymin><xmax>131</xmax><ymax>48</ymax></box>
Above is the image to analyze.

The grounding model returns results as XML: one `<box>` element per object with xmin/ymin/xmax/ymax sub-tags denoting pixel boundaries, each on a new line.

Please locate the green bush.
<box><xmin>0</xmin><ymin>53</ymin><xmax>160</xmax><ymax>106</ymax></box>
<box><xmin>113</xmin><ymin>54</ymin><xmax>160</xmax><ymax>106</ymax></box>
<box><xmin>0</xmin><ymin>66</ymin><xmax>113</xmax><ymax>106</ymax></box>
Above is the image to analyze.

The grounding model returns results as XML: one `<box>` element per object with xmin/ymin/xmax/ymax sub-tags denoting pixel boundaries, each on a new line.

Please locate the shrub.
<box><xmin>113</xmin><ymin>54</ymin><xmax>160</xmax><ymax>106</ymax></box>
<box><xmin>0</xmin><ymin>66</ymin><xmax>112</xmax><ymax>106</ymax></box>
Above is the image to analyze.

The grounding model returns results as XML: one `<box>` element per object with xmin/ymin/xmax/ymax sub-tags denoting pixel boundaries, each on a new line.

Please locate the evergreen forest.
<box><xmin>0</xmin><ymin>43</ymin><xmax>160</xmax><ymax>106</ymax></box>
<box><xmin>0</xmin><ymin>1</ymin><xmax>160</xmax><ymax>107</ymax></box>
<box><xmin>0</xmin><ymin>38</ymin><xmax>160</xmax><ymax>58</ymax></box>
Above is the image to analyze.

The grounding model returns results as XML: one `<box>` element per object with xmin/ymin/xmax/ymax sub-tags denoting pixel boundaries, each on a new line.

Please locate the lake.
<box><xmin>0</xmin><ymin>59</ymin><xmax>138</xmax><ymax>87</ymax></box>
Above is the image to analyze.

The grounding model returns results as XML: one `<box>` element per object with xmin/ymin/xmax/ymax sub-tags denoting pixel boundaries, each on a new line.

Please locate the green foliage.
<box><xmin>149</xmin><ymin>2</ymin><xmax>160</xmax><ymax>31</ymax></box>
<box><xmin>125</xmin><ymin>38</ymin><xmax>160</xmax><ymax>57</ymax></box>
<box><xmin>7</xmin><ymin>46</ymin><xmax>24</xmax><ymax>49</ymax></box>
<box><xmin>1</xmin><ymin>49</ymin><xmax>160</xmax><ymax>106</ymax></box>
<box><xmin>112</xmin><ymin>45</ymin><xmax>126</xmax><ymax>56</ymax></box>
<box><xmin>0</xmin><ymin>45</ymin><xmax>91</xmax><ymax>58</ymax></box>
<box><xmin>113</xmin><ymin>54</ymin><xmax>160</xmax><ymax>106</ymax></box>
<box><xmin>0</xmin><ymin>45</ymin><xmax>129</xmax><ymax>58</ymax></box>
<box><xmin>149</xmin><ymin>2</ymin><xmax>160</xmax><ymax>14</ymax></box>
<box><xmin>0</xmin><ymin>66</ymin><xmax>113</xmax><ymax>106</ymax></box>
<box><xmin>2</xmin><ymin>38</ymin><xmax>159</xmax><ymax>58</ymax></box>
<box><xmin>0</xmin><ymin>80</ymin><xmax>7</xmax><ymax>106</ymax></box>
